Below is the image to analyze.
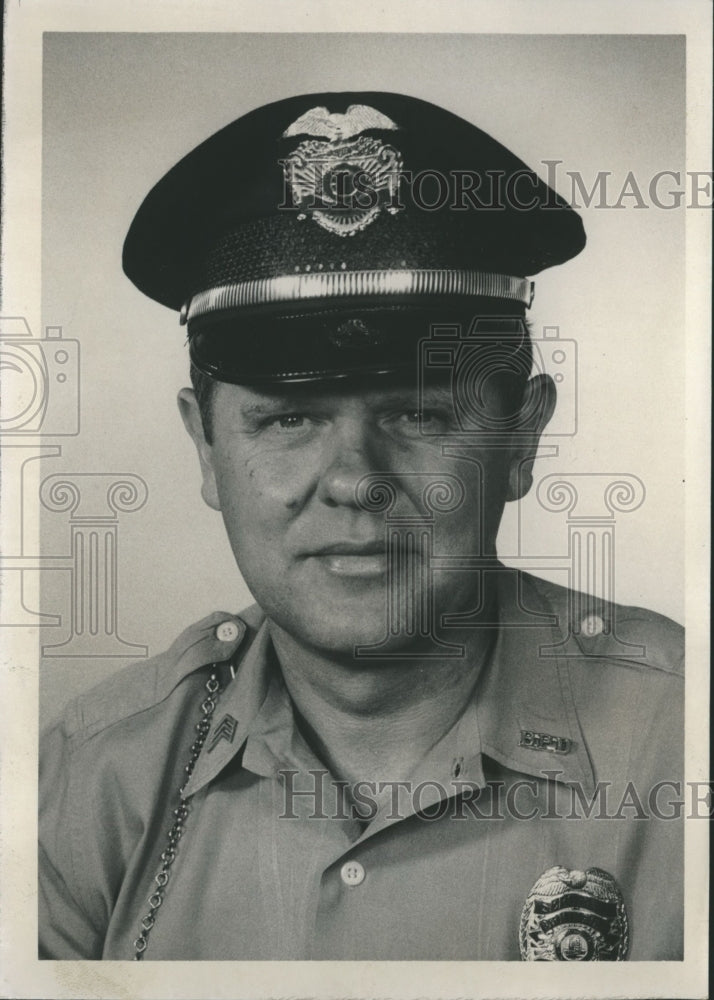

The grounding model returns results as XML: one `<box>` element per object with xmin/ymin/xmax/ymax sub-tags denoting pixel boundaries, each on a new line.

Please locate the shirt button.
<box><xmin>215</xmin><ymin>620</ymin><xmax>240</xmax><ymax>642</ymax></box>
<box><xmin>581</xmin><ymin>614</ymin><xmax>604</xmax><ymax>637</ymax></box>
<box><xmin>340</xmin><ymin>860</ymin><xmax>366</xmax><ymax>886</ymax></box>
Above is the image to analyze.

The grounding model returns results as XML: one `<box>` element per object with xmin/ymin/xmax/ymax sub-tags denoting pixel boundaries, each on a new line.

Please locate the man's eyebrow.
<box><xmin>238</xmin><ymin>401</ymin><xmax>286</xmax><ymax>416</ymax></box>
<box><xmin>236</xmin><ymin>394</ymin><xmax>311</xmax><ymax>416</ymax></box>
<box><xmin>382</xmin><ymin>385</ymin><xmax>454</xmax><ymax>406</ymax></box>
<box><xmin>414</xmin><ymin>385</ymin><xmax>455</xmax><ymax>403</ymax></box>
<box><xmin>234</xmin><ymin>383</ymin><xmax>457</xmax><ymax>415</ymax></box>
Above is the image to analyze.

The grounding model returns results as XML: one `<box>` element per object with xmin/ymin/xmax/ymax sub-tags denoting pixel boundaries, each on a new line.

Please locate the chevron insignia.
<box><xmin>207</xmin><ymin>714</ymin><xmax>238</xmax><ymax>753</ymax></box>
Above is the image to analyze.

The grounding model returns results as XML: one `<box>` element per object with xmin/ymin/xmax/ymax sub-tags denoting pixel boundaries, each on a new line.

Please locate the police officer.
<box><xmin>39</xmin><ymin>91</ymin><xmax>683</xmax><ymax>961</ymax></box>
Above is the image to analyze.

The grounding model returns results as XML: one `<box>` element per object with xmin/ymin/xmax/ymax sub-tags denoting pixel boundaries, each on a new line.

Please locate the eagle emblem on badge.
<box><xmin>519</xmin><ymin>866</ymin><xmax>629</xmax><ymax>961</ymax></box>
<box><xmin>280</xmin><ymin>104</ymin><xmax>404</xmax><ymax>237</ymax></box>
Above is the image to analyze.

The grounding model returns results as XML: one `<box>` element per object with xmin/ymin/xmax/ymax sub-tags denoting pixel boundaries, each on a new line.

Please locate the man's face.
<box><xmin>180</xmin><ymin>372</ymin><xmax>551</xmax><ymax>655</ymax></box>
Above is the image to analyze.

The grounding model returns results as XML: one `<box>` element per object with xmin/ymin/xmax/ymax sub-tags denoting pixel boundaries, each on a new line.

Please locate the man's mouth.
<box><xmin>305</xmin><ymin>540</ymin><xmax>389</xmax><ymax>578</ymax></box>
<box><xmin>304</xmin><ymin>539</ymin><xmax>426</xmax><ymax>578</ymax></box>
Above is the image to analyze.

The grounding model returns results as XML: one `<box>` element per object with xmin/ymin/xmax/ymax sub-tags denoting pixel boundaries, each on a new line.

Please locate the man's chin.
<box><xmin>259</xmin><ymin>577</ymin><xmax>471</xmax><ymax>660</ymax></box>
<box><xmin>276</xmin><ymin>615</ymin><xmax>393</xmax><ymax>659</ymax></box>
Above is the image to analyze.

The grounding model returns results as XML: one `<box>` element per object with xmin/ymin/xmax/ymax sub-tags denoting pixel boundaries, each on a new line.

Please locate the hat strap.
<box><xmin>181</xmin><ymin>269</ymin><xmax>533</xmax><ymax>325</ymax></box>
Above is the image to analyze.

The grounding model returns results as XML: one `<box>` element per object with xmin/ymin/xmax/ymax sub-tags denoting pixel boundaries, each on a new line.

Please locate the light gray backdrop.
<box><xmin>38</xmin><ymin>33</ymin><xmax>685</xmax><ymax>724</ymax></box>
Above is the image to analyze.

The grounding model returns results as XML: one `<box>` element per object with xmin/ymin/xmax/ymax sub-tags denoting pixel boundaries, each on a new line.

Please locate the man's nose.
<box><xmin>316</xmin><ymin>418</ymin><xmax>382</xmax><ymax>508</ymax></box>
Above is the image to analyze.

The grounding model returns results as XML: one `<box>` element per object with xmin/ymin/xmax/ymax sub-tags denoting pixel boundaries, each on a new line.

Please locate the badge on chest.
<box><xmin>520</xmin><ymin>866</ymin><xmax>629</xmax><ymax>961</ymax></box>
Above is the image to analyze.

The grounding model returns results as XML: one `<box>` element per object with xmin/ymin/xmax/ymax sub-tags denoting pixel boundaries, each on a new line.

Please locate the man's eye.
<box><xmin>395</xmin><ymin>409</ymin><xmax>449</xmax><ymax>433</ymax></box>
<box><xmin>399</xmin><ymin>409</ymin><xmax>429</xmax><ymax>423</ymax></box>
<box><xmin>274</xmin><ymin>414</ymin><xmax>305</xmax><ymax>430</ymax></box>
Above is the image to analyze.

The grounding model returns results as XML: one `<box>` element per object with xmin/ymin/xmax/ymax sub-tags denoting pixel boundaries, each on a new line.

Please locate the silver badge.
<box><xmin>520</xmin><ymin>866</ymin><xmax>629</xmax><ymax>961</ymax></box>
<box><xmin>281</xmin><ymin>104</ymin><xmax>403</xmax><ymax>237</ymax></box>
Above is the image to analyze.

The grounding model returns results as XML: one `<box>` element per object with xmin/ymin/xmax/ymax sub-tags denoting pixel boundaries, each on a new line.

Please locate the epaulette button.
<box><xmin>215</xmin><ymin>621</ymin><xmax>240</xmax><ymax>642</ymax></box>
<box><xmin>580</xmin><ymin>614</ymin><xmax>605</xmax><ymax>637</ymax></box>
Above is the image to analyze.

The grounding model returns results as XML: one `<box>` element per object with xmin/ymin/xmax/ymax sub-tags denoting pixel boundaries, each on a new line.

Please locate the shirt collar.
<box><xmin>471</xmin><ymin>566</ymin><xmax>596</xmax><ymax>796</ymax></box>
<box><xmin>182</xmin><ymin>620</ymin><xmax>273</xmax><ymax>798</ymax></box>
<box><xmin>184</xmin><ymin>567</ymin><xmax>595</xmax><ymax>800</ymax></box>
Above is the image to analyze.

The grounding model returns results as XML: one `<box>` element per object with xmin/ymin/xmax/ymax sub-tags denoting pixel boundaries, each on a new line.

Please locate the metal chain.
<box><xmin>133</xmin><ymin>670</ymin><xmax>222</xmax><ymax>960</ymax></box>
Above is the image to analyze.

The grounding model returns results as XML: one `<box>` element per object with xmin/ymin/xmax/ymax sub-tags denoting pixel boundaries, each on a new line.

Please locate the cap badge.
<box><xmin>281</xmin><ymin>104</ymin><xmax>403</xmax><ymax>237</ymax></box>
<box><xmin>520</xmin><ymin>866</ymin><xmax>629</xmax><ymax>961</ymax></box>
<box><xmin>329</xmin><ymin>318</ymin><xmax>384</xmax><ymax>350</ymax></box>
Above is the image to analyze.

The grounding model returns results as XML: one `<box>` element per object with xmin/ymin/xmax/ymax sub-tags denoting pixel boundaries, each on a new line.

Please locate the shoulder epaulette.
<box><xmin>56</xmin><ymin>607</ymin><xmax>264</xmax><ymax>740</ymax></box>
<box><xmin>526</xmin><ymin>572</ymin><xmax>684</xmax><ymax>676</ymax></box>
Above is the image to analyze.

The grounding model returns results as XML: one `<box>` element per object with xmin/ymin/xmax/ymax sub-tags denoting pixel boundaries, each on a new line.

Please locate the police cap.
<box><xmin>122</xmin><ymin>91</ymin><xmax>586</xmax><ymax>384</ymax></box>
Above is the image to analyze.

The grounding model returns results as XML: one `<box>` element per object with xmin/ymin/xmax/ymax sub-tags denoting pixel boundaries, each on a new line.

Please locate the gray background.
<box><xmin>40</xmin><ymin>33</ymin><xmax>685</xmax><ymax>724</ymax></box>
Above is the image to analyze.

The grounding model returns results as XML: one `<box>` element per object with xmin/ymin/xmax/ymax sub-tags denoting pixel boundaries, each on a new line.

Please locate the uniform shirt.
<box><xmin>39</xmin><ymin>568</ymin><xmax>684</xmax><ymax>960</ymax></box>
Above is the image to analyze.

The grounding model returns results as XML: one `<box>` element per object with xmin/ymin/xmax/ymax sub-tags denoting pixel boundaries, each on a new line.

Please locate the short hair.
<box><xmin>190</xmin><ymin>362</ymin><xmax>218</xmax><ymax>444</ymax></box>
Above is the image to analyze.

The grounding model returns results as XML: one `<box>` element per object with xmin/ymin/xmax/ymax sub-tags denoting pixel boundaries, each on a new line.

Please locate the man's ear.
<box><xmin>177</xmin><ymin>387</ymin><xmax>221</xmax><ymax>511</ymax></box>
<box><xmin>506</xmin><ymin>373</ymin><xmax>556</xmax><ymax>502</ymax></box>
